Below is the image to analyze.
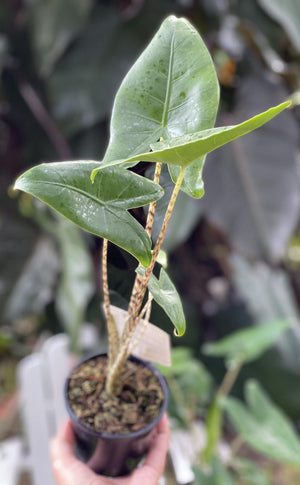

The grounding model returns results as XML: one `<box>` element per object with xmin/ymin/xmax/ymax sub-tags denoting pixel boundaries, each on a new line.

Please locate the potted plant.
<box><xmin>14</xmin><ymin>15</ymin><xmax>291</xmax><ymax>477</ymax></box>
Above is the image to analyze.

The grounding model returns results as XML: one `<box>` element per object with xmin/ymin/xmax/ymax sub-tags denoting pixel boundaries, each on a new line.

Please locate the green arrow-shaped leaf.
<box><xmin>223</xmin><ymin>380</ymin><xmax>300</xmax><ymax>465</ymax></box>
<box><xmin>103</xmin><ymin>15</ymin><xmax>219</xmax><ymax>164</ymax></box>
<box><xmin>92</xmin><ymin>101</ymin><xmax>290</xmax><ymax>182</ymax></box>
<box><xmin>202</xmin><ymin>319</ymin><xmax>290</xmax><ymax>366</ymax></box>
<box><xmin>15</xmin><ymin>161</ymin><xmax>163</xmax><ymax>266</ymax></box>
<box><xmin>149</xmin><ymin>101</ymin><xmax>290</xmax><ymax>165</ymax></box>
<box><xmin>137</xmin><ymin>266</ymin><xmax>186</xmax><ymax>336</ymax></box>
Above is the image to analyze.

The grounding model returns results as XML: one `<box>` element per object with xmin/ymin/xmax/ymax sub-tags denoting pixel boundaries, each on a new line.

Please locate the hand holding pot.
<box><xmin>50</xmin><ymin>415</ymin><xmax>170</xmax><ymax>485</ymax></box>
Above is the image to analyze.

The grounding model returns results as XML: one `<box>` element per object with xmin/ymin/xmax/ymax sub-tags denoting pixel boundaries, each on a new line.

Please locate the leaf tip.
<box><xmin>157</xmin><ymin>249</ymin><xmax>168</xmax><ymax>268</ymax></box>
<box><xmin>190</xmin><ymin>187</ymin><xmax>205</xmax><ymax>199</ymax></box>
<box><xmin>13</xmin><ymin>180</ymin><xmax>20</xmax><ymax>191</ymax></box>
<box><xmin>283</xmin><ymin>99</ymin><xmax>292</xmax><ymax>109</ymax></box>
<box><xmin>14</xmin><ymin>174</ymin><xmax>25</xmax><ymax>192</ymax></box>
<box><xmin>140</xmin><ymin>250</ymin><xmax>152</xmax><ymax>269</ymax></box>
<box><xmin>174</xmin><ymin>327</ymin><xmax>185</xmax><ymax>337</ymax></box>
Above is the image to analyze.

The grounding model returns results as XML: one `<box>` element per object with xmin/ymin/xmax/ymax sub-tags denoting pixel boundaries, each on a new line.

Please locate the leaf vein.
<box><xmin>161</xmin><ymin>30</ymin><xmax>175</xmax><ymax>127</ymax></box>
<box><xmin>123</xmin><ymin>111</ymin><xmax>161</xmax><ymax>125</ymax></box>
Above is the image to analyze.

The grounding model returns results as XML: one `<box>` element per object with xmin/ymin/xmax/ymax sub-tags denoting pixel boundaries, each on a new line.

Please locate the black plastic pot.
<box><xmin>64</xmin><ymin>353</ymin><xmax>169</xmax><ymax>477</ymax></box>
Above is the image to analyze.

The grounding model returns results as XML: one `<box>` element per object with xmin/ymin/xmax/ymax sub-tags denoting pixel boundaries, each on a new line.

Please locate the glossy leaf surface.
<box><xmin>149</xmin><ymin>100</ymin><xmax>289</xmax><ymax>165</ymax></box>
<box><xmin>168</xmin><ymin>156</ymin><xmax>205</xmax><ymax>198</ymax></box>
<box><xmin>103</xmin><ymin>15</ymin><xmax>219</xmax><ymax>164</ymax></box>
<box><xmin>202</xmin><ymin>319</ymin><xmax>290</xmax><ymax>366</ymax></box>
<box><xmin>92</xmin><ymin>101</ymin><xmax>290</xmax><ymax>180</ymax></box>
<box><xmin>15</xmin><ymin>162</ymin><xmax>163</xmax><ymax>266</ymax></box>
<box><xmin>223</xmin><ymin>380</ymin><xmax>300</xmax><ymax>465</ymax></box>
<box><xmin>137</xmin><ymin>266</ymin><xmax>186</xmax><ymax>336</ymax></box>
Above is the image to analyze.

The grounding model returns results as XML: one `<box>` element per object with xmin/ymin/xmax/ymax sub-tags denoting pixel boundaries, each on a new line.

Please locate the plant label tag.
<box><xmin>109</xmin><ymin>305</ymin><xmax>171</xmax><ymax>367</ymax></box>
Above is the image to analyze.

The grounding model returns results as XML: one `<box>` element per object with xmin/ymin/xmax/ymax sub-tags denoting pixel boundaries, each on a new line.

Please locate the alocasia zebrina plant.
<box><xmin>15</xmin><ymin>16</ymin><xmax>291</xmax><ymax>395</ymax></box>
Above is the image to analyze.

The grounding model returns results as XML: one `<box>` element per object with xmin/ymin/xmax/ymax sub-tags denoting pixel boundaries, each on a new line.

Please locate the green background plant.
<box><xmin>2</xmin><ymin>2</ymin><xmax>300</xmax><ymax>482</ymax></box>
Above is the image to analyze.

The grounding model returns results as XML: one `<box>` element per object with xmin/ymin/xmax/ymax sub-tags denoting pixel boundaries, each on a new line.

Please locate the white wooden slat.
<box><xmin>168</xmin><ymin>422</ymin><xmax>231</xmax><ymax>484</ymax></box>
<box><xmin>42</xmin><ymin>334</ymin><xmax>73</xmax><ymax>430</ymax></box>
<box><xmin>79</xmin><ymin>323</ymin><xmax>101</xmax><ymax>352</ymax></box>
<box><xmin>169</xmin><ymin>431</ymin><xmax>195</xmax><ymax>485</ymax></box>
<box><xmin>0</xmin><ymin>437</ymin><xmax>23</xmax><ymax>485</ymax></box>
<box><xmin>168</xmin><ymin>422</ymin><xmax>208</xmax><ymax>485</ymax></box>
<box><xmin>42</xmin><ymin>328</ymin><xmax>100</xmax><ymax>430</ymax></box>
<box><xmin>17</xmin><ymin>354</ymin><xmax>56</xmax><ymax>485</ymax></box>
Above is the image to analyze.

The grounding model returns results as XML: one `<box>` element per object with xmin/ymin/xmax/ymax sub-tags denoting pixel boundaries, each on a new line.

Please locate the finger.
<box><xmin>50</xmin><ymin>420</ymin><xmax>76</xmax><ymax>466</ymax></box>
<box><xmin>50</xmin><ymin>420</ymin><xmax>105</xmax><ymax>485</ymax></box>
<box><xmin>154</xmin><ymin>413</ymin><xmax>169</xmax><ymax>437</ymax></box>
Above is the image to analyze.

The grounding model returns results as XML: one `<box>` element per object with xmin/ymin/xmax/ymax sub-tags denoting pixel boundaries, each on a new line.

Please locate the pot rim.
<box><xmin>64</xmin><ymin>352</ymin><xmax>169</xmax><ymax>440</ymax></box>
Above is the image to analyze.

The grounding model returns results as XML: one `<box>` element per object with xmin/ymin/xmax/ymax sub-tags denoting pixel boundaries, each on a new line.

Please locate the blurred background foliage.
<box><xmin>1</xmin><ymin>0</ymin><xmax>300</xmax><ymax>433</ymax></box>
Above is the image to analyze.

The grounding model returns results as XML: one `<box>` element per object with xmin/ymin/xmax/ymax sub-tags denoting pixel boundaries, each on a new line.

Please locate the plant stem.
<box><xmin>145</xmin><ymin>162</ymin><xmax>162</xmax><ymax>237</ymax></box>
<box><xmin>202</xmin><ymin>398</ymin><xmax>222</xmax><ymax>465</ymax></box>
<box><xmin>105</xmin><ymin>165</ymin><xmax>186</xmax><ymax>395</ymax></box>
<box><xmin>217</xmin><ymin>361</ymin><xmax>242</xmax><ymax>398</ymax></box>
<box><xmin>102</xmin><ymin>239</ymin><xmax>120</xmax><ymax>365</ymax></box>
<box><xmin>120</xmin><ymin>162</ymin><xmax>162</xmax><ymax>341</ymax></box>
<box><xmin>127</xmin><ymin>165</ymin><xmax>185</xmax><ymax>332</ymax></box>
<box><xmin>203</xmin><ymin>361</ymin><xmax>242</xmax><ymax>464</ymax></box>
